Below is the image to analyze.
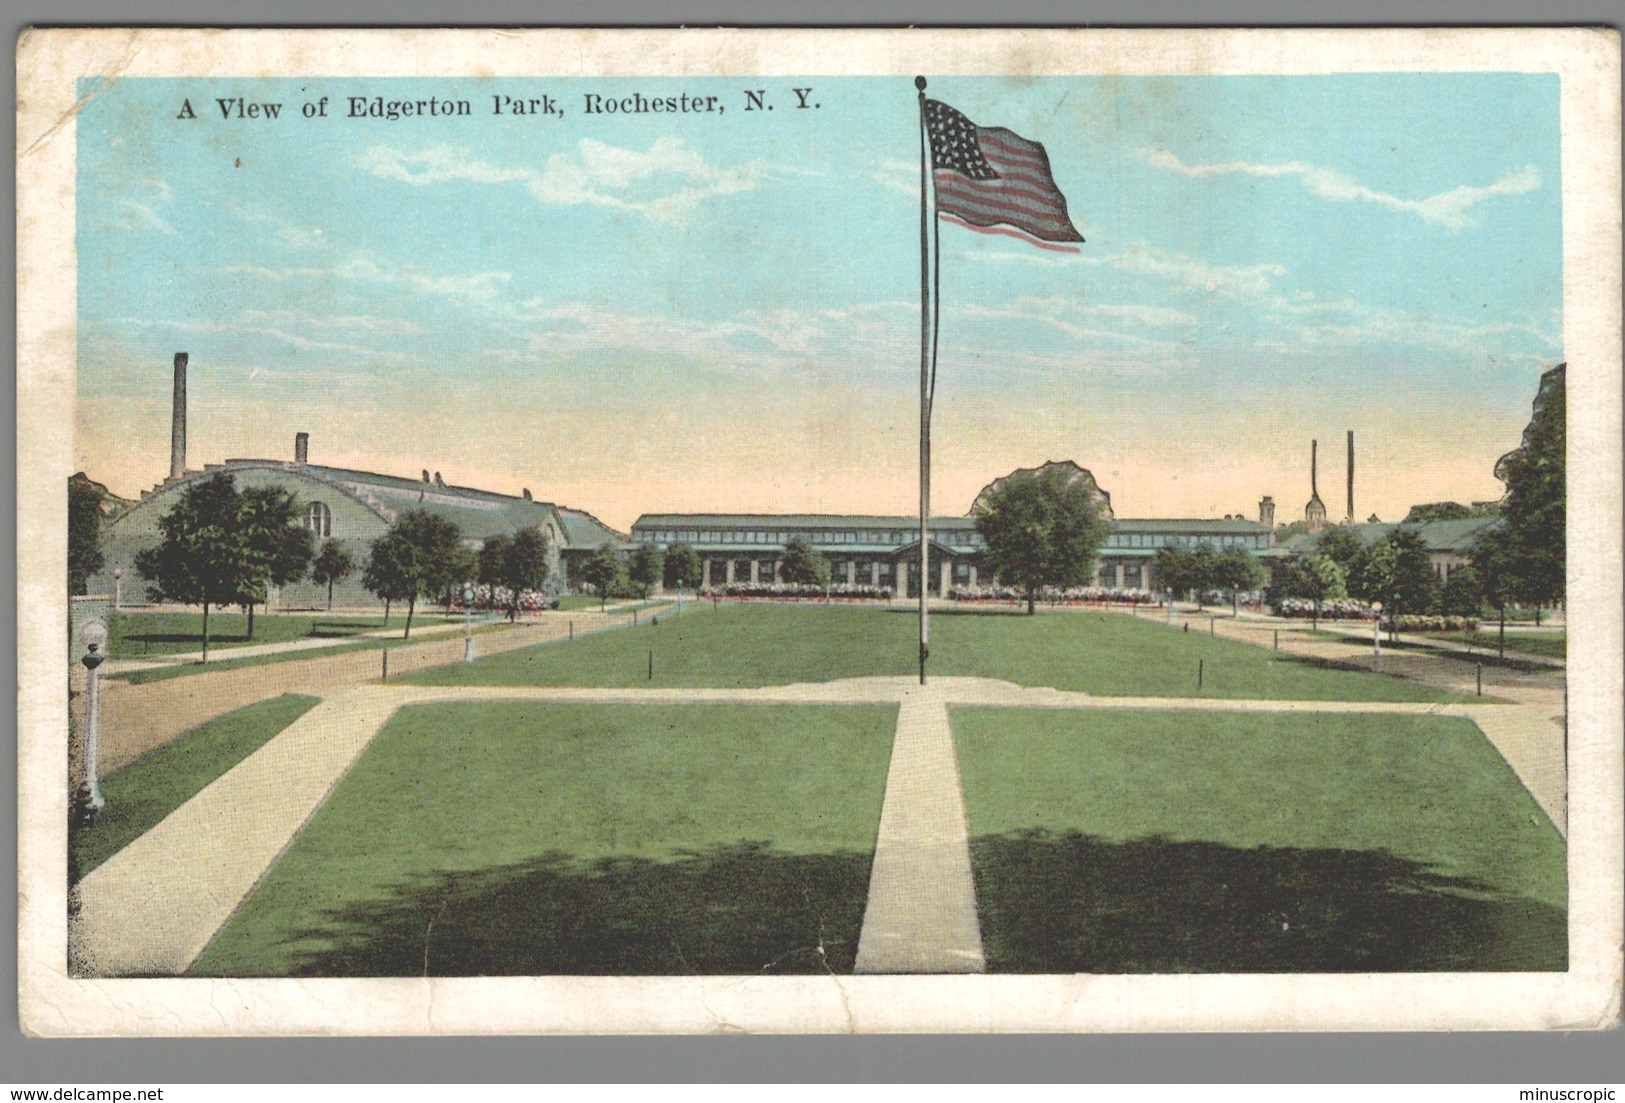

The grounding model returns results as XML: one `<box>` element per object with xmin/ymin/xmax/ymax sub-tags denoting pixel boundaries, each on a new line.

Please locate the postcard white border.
<box><xmin>17</xmin><ymin>27</ymin><xmax>1622</xmax><ymax>1036</ymax></box>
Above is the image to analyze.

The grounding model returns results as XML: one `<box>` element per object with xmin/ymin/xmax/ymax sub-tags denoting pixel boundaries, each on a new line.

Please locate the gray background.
<box><xmin>7</xmin><ymin>0</ymin><xmax>1622</xmax><ymax>1084</ymax></box>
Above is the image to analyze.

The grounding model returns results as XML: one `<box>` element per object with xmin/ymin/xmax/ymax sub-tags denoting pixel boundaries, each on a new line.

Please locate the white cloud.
<box><xmin>223</xmin><ymin>255</ymin><xmax>512</xmax><ymax>303</ymax></box>
<box><xmin>115</xmin><ymin>200</ymin><xmax>178</xmax><ymax>236</ymax></box>
<box><xmin>1140</xmin><ymin>149</ymin><xmax>1542</xmax><ymax>230</ymax></box>
<box><xmin>356</xmin><ymin>138</ymin><xmax>764</xmax><ymax>223</ymax></box>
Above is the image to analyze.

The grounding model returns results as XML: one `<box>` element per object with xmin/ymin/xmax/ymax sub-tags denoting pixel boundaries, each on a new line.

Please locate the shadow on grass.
<box><xmin>971</xmin><ymin>830</ymin><xmax>1566</xmax><ymax>973</ymax></box>
<box><xmin>229</xmin><ymin>842</ymin><xmax>873</xmax><ymax>977</ymax></box>
<box><xmin>121</xmin><ymin>631</ymin><xmax>252</xmax><ymax>646</ymax></box>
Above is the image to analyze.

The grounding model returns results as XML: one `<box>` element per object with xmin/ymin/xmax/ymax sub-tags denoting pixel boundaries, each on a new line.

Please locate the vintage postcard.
<box><xmin>16</xmin><ymin>27</ymin><xmax>1622</xmax><ymax>1035</ymax></box>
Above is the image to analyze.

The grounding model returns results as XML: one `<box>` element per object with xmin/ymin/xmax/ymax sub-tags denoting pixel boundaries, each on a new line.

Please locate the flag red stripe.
<box><xmin>938</xmin><ymin>175</ymin><xmax>1070</xmax><ymax>211</ymax></box>
<box><xmin>934</xmin><ymin>177</ymin><xmax>1078</xmax><ymax>233</ymax></box>
<box><xmin>939</xmin><ymin>213</ymin><xmax>1082</xmax><ymax>252</ymax></box>
<box><xmin>938</xmin><ymin>198</ymin><xmax>1081</xmax><ymax>241</ymax></box>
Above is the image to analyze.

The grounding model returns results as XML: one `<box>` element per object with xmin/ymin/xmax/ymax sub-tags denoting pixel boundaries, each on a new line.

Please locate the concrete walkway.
<box><xmin>71</xmin><ymin>686</ymin><xmax>403</xmax><ymax>976</ymax></box>
<box><xmin>854</xmin><ymin>685</ymin><xmax>985</xmax><ymax>974</ymax></box>
<box><xmin>70</xmin><ymin>675</ymin><xmax>1560</xmax><ymax>977</ymax></box>
<box><xmin>94</xmin><ymin>607</ymin><xmax>655</xmax><ymax>772</ymax></box>
<box><xmin>101</xmin><ymin>615</ymin><xmax>495</xmax><ymax>674</ymax></box>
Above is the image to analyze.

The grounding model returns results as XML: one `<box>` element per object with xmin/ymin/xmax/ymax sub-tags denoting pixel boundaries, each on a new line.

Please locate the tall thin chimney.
<box><xmin>169</xmin><ymin>352</ymin><xmax>189</xmax><ymax>480</ymax></box>
<box><xmin>1346</xmin><ymin>430</ymin><xmax>1355</xmax><ymax>524</ymax></box>
<box><xmin>295</xmin><ymin>432</ymin><xmax>309</xmax><ymax>465</ymax></box>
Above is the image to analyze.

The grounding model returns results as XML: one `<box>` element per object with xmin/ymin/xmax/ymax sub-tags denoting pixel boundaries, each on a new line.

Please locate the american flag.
<box><xmin>924</xmin><ymin>98</ymin><xmax>1084</xmax><ymax>252</ymax></box>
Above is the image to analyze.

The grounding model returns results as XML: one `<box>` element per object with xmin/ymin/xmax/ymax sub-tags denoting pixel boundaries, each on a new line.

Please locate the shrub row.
<box><xmin>949</xmin><ymin>585</ymin><xmax>1156</xmax><ymax>604</ymax></box>
<box><xmin>1394</xmin><ymin>614</ymin><xmax>1480</xmax><ymax>632</ymax></box>
<box><xmin>1273</xmin><ymin>598</ymin><xmax>1381</xmax><ymax>620</ymax></box>
<box><xmin>700</xmin><ymin>582</ymin><xmax>896</xmax><ymax>600</ymax></box>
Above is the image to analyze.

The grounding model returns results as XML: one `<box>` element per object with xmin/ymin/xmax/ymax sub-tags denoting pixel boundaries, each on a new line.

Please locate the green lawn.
<box><xmin>952</xmin><ymin>708</ymin><xmax>1566</xmax><ymax>973</ymax></box>
<box><xmin>109</xmin><ymin>610</ymin><xmax>451</xmax><ymax>658</ymax></box>
<box><xmin>70</xmin><ymin>694</ymin><xmax>321</xmax><ymax>879</ymax></box>
<box><xmin>406</xmin><ymin>604</ymin><xmax>1465</xmax><ymax>702</ymax></box>
<box><xmin>1430</xmin><ymin>630</ymin><xmax>1566</xmax><ymax>660</ymax></box>
<box><xmin>190</xmin><ymin>702</ymin><xmax>896</xmax><ymax>976</ymax></box>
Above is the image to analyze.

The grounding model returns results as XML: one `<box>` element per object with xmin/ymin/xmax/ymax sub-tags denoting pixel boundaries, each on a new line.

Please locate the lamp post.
<box><xmin>1371</xmin><ymin>601</ymin><xmax>1384</xmax><ymax>672</ymax></box>
<box><xmin>462</xmin><ymin>584</ymin><xmax>475</xmax><ymax>663</ymax></box>
<box><xmin>74</xmin><ymin>618</ymin><xmax>109</xmax><ymax>827</ymax></box>
<box><xmin>112</xmin><ymin>567</ymin><xmax>123</xmax><ymax>611</ymax></box>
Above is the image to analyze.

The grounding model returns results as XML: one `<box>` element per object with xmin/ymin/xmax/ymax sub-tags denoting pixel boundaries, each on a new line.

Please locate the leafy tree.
<box><xmin>1357</xmin><ymin>527</ymin><xmax>1440</xmax><ymax>630</ymax></box>
<box><xmin>237</xmin><ymin>485</ymin><xmax>315</xmax><ymax>638</ymax></box>
<box><xmin>310</xmin><ymin>539</ymin><xmax>356</xmax><ymax>611</ymax></box>
<box><xmin>1188</xmin><ymin>543</ymin><xmax>1219</xmax><ymax>609</ymax></box>
<box><xmin>663</xmin><ymin>542</ymin><xmax>702</xmax><ymax>592</ymax></box>
<box><xmin>1493</xmin><ymin>366</ymin><xmax>1565</xmax><ymax>620</ymax></box>
<box><xmin>1402</xmin><ymin>501</ymin><xmax>1494</xmax><ymax>524</ymax></box>
<box><xmin>478</xmin><ymin>533</ymin><xmax>512</xmax><ymax>610</ymax></box>
<box><xmin>1213</xmin><ymin>546</ymin><xmax>1267</xmax><ymax>614</ymax></box>
<box><xmin>1471</xmin><ymin>525</ymin><xmax>1521</xmax><ymax>655</ymax></box>
<box><xmin>361</xmin><ymin>510</ymin><xmax>471</xmax><ymax>639</ymax></box>
<box><xmin>496</xmin><ymin>528</ymin><xmax>551</xmax><ymax>621</ymax></box>
<box><xmin>779</xmin><ymin>538</ymin><xmax>832</xmax><ymax>588</ymax></box>
<box><xmin>1279</xmin><ymin>553</ymin><xmax>1348</xmax><ymax>628</ymax></box>
<box><xmin>1437</xmin><ymin>565</ymin><xmax>1484</xmax><ymax>618</ymax></box>
<box><xmin>974</xmin><ymin>464</ymin><xmax>1110</xmax><ymax>614</ymax></box>
<box><xmin>627</xmin><ymin>544</ymin><xmax>664</xmax><ymax>599</ymax></box>
<box><xmin>133</xmin><ymin>474</ymin><xmax>255</xmax><ymax>662</ymax></box>
<box><xmin>581</xmin><ymin>544</ymin><xmax>623</xmax><ymax>611</ymax></box>
<box><xmin>1153</xmin><ymin>545</ymin><xmax>1196</xmax><ymax>601</ymax></box>
<box><xmin>68</xmin><ymin>474</ymin><xmax>106</xmax><ymax>596</ymax></box>
<box><xmin>1315</xmin><ymin>526</ymin><xmax>1370</xmax><ymax>596</ymax></box>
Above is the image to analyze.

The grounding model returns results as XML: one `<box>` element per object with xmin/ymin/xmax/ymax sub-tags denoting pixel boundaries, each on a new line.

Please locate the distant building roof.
<box><xmin>118</xmin><ymin>458</ymin><xmax>626</xmax><ymax>549</ymax></box>
<box><xmin>1278</xmin><ymin>517</ymin><xmax>1500</xmax><ymax>556</ymax></box>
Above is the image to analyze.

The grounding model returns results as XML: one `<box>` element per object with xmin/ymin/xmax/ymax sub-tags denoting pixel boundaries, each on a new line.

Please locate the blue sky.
<box><xmin>76</xmin><ymin>74</ymin><xmax>1562</xmax><ymax>529</ymax></box>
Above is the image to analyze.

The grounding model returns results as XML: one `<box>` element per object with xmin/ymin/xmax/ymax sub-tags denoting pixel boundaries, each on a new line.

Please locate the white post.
<box><xmin>462</xmin><ymin>585</ymin><xmax>475</xmax><ymax>662</ymax></box>
<box><xmin>1372</xmin><ymin>602</ymin><xmax>1383</xmax><ymax>672</ymax></box>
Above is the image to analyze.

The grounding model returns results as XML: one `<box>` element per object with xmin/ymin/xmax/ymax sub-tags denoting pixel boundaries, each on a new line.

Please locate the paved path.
<box><xmin>71</xmin><ymin>686</ymin><xmax>403</xmax><ymax>976</ymax></box>
<box><xmin>101</xmin><ymin>615</ymin><xmax>493</xmax><ymax>673</ymax></box>
<box><xmin>71</xmin><ymin>675</ymin><xmax>1559</xmax><ymax>977</ymax></box>
<box><xmin>853</xmin><ymin>685</ymin><xmax>985</xmax><ymax>974</ymax></box>
<box><xmin>93</xmin><ymin>607</ymin><xmax>650</xmax><ymax>772</ymax></box>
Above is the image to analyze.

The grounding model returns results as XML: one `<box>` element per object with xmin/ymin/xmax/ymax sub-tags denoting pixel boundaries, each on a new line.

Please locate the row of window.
<box><xmin>639</xmin><ymin>526</ymin><xmax>1261</xmax><ymax>551</ymax></box>
<box><xmin>1104</xmin><ymin>532</ymin><xmax>1266</xmax><ymax>550</ymax></box>
<box><xmin>638</xmin><ymin>527</ymin><xmax>985</xmax><ymax>548</ymax></box>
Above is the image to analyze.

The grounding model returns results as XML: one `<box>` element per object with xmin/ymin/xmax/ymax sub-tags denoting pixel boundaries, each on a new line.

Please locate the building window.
<box><xmin>307</xmin><ymin>501</ymin><xmax>332</xmax><ymax>538</ymax></box>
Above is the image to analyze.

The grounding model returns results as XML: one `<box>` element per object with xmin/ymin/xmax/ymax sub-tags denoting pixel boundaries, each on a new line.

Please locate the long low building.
<box><xmin>630</xmin><ymin>512</ymin><xmax>1275</xmax><ymax>596</ymax></box>
<box><xmin>91</xmin><ymin>433</ymin><xmax>624</xmax><ymax>609</ymax></box>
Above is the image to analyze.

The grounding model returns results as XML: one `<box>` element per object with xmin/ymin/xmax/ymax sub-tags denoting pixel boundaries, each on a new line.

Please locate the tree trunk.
<box><xmin>1535</xmin><ymin>606</ymin><xmax>1542</xmax><ymax>627</ymax></box>
<box><xmin>327</xmin><ymin>580</ymin><xmax>334</xmax><ymax>611</ymax></box>
<box><xmin>1027</xmin><ymin>590</ymin><xmax>1036</xmax><ymax>616</ymax></box>
<box><xmin>246</xmin><ymin>601</ymin><xmax>255</xmax><ymax>640</ymax></box>
<box><xmin>201</xmin><ymin>601</ymin><xmax>211</xmax><ymax>663</ymax></box>
<box><xmin>1499</xmin><ymin>608</ymin><xmax>1506</xmax><ymax>657</ymax></box>
<box><xmin>404</xmin><ymin>596</ymin><xmax>416</xmax><ymax>640</ymax></box>
<box><xmin>383</xmin><ymin>598</ymin><xmax>391</xmax><ymax>625</ymax></box>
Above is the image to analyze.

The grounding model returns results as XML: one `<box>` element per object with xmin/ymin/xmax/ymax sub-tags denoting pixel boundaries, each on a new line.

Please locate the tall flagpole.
<box><xmin>915</xmin><ymin>75</ymin><xmax>931</xmax><ymax>686</ymax></box>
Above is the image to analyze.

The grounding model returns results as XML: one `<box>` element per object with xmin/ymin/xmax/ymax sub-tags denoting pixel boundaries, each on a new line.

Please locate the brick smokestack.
<box><xmin>169</xmin><ymin>352</ymin><xmax>189</xmax><ymax>480</ymax></box>
<box><xmin>295</xmin><ymin>432</ymin><xmax>309</xmax><ymax>465</ymax></box>
<box><xmin>1346</xmin><ymin>430</ymin><xmax>1355</xmax><ymax>524</ymax></box>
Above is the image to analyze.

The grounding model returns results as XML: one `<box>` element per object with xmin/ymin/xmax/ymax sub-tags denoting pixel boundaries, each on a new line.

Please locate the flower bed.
<box><xmin>700</xmin><ymin>582</ymin><xmax>894</xmax><ymax>601</ymax></box>
<box><xmin>1394</xmin><ymin>614</ymin><xmax>1480</xmax><ymax>632</ymax></box>
<box><xmin>949</xmin><ymin>585</ymin><xmax>1155</xmax><ymax>605</ymax></box>
<box><xmin>1273</xmin><ymin>598</ymin><xmax>1381</xmax><ymax>621</ymax></box>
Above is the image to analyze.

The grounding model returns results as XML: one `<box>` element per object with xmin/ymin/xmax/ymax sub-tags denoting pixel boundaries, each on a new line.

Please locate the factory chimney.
<box><xmin>169</xmin><ymin>352</ymin><xmax>189</xmax><ymax>481</ymax></box>
<box><xmin>295</xmin><ymin>432</ymin><xmax>309</xmax><ymax>465</ymax></box>
<box><xmin>1346</xmin><ymin>430</ymin><xmax>1355</xmax><ymax>524</ymax></box>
